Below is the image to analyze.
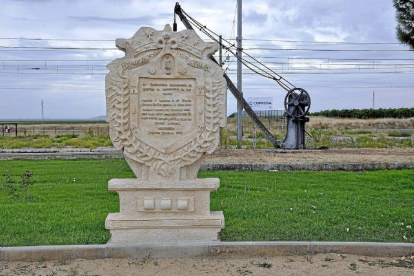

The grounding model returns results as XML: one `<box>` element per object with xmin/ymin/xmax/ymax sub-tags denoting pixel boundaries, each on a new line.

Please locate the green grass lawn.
<box><xmin>0</xmin><ymin>159</ymin><xmax>413</xmax><ymax>246</ymax></box>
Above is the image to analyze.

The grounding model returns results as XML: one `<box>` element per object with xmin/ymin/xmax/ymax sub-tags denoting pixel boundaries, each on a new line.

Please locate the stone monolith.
<box><xmin>105</xmin><ymin>24</ymin><xmax>226</xmax><ymax>243</ymax></box>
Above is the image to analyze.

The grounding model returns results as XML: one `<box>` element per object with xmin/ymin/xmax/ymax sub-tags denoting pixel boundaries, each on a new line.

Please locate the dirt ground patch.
<box><xmin>1</xmin><ymin>254</ymin><xmax>413</xmax><ymax>276</ymax></box>
<box><xmin>205</xmin><ymin>148</ymin><xmax>414</xmax><ymax>164</ymax></box>
<box><xmin>307</xmin><ymin>117</ymin><xmax>414</xmax><ymax>130</ymax></box>
<box><xmin>226</xmin><ymin>116</ymin><xmax>414</xmax><ymax>133</ymax></box>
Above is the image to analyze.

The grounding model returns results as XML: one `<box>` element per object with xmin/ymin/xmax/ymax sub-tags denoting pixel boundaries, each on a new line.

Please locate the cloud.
<box><xmin>11</xmin><ymin>0</ymin><xmax>53</xmax><ymax>2</ymax></box>
<box><xmin>0</xmin><ymin>0</ymin><xmax>413</xmax><ymax>119</ymax></box>
<box><xmin>69</xmin><ymin>14</ymin><xmax>171</xmax><ymax>25</ymax></box>
<box><xmin>244</xmin><ymin>11</ymin><xmax>267</xmax><ymax>26</ymax></box>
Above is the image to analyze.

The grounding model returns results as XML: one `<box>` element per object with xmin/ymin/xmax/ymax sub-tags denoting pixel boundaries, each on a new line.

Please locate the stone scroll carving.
<box><xmin>106</xmin><ymin>25</ymin><xmax>227</xmax><ymax>181</ymax></box>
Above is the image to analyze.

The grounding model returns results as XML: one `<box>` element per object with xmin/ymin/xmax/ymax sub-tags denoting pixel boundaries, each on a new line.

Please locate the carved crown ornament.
<box><xmin>105</xmin><ymin>25</ymin><xmax>227</xmax><ymax>180</ymax></box>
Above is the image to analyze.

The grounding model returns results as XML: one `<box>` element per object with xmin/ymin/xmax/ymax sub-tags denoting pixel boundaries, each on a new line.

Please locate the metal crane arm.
<box><xmin>174</xmin><ymin>2</ymin><xmax>281</xmax><ymax>148</ymax></box>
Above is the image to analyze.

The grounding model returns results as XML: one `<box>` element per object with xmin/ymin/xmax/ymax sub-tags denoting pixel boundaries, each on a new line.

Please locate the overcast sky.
<box><xmin>0</xmin><ymin>0</ymin><xmax>413</xmax><ymax>120</ymax></box>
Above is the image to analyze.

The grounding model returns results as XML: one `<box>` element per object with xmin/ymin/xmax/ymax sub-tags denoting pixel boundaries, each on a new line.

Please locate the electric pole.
<box><xmin>372</xmin><ymin>91</ymin><xmax>375</xmax><ymax>109</ymax></box>
<box><xmin>237</xmin><ymin>0</ymin><xmax>243</xmax><ymax>148</ymax></box>
<box><xmin>41</xmin><ymin>100</ymin><xmax>44</xmax><ymax>124</ymax></box>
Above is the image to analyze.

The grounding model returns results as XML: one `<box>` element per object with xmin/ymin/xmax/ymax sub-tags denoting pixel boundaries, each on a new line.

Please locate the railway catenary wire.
<box><xmin>179</xmin><ymin>7</ymin><xmax>295</xmax><ymax>91</ymax></box>
<box><xmin>0</xmin><ymin>37</ymin><xmax>407</xmax><ymax>45</ymax></box>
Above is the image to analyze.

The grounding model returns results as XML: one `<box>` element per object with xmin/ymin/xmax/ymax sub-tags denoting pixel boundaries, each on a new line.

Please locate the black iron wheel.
<box><xmin>284</xmin><ymin>88</ymin><xmax>311</xmax><ymax>118</ymax></box>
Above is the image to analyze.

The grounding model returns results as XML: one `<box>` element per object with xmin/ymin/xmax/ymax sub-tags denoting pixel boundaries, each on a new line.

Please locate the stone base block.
<box><xmin>106</xmin><ymin>214</ymin><xmax>223</xmax><ymax>244</ymax></box>
<box><xmin>105</xmin><ymin>178</ymin><xmax>224</xmax><ymax>244</ymax></box>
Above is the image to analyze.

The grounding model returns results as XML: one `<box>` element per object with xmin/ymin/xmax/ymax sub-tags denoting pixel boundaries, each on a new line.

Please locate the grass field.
<box><xmin>1</xmin><ymin>117</ymin><xmax>412</xmax><ymax>149</ymax></box>
<box><xmin>0</xmin><ymin>134</ymin><xmax>112</xmax><ymax>149</ymax></box>
<box><xmin>1</xmin><ymin>121</ymin><xmax>106</xmax><ymax>125</ymax></box>
<box><xmin>0</xmin><ymin>159</ymin><xmax>413</xmax><ymax>247</ymax></box>
<box><xmin>1</xmin><ymin>130</ymin><xmax>412</xmax><ymax>150</ymax></box>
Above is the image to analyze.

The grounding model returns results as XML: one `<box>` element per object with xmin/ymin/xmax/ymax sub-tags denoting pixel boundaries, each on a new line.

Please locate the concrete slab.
<box><xmin>107</xmin><ymin>243</ymin><xmax>210</xmax><ymax>259</ymax></box>
<box><xmin>311</xmin><ymin>241</ymin><xmax>414</xmax><ymax>257</ymax></box>
<box><xmin>209</xmin><ymin>241</ymin><xmax>312</xmax><ymax>257</ymax></box>
<box><xmin>0</xmin><ymin>242</ymin><xmax>413</xmax><ymax>262</ymax></box>
<box><xmin>0</xmin><ymin>245</ymin><xmax>107</xmax><ymax>262</ymax></box>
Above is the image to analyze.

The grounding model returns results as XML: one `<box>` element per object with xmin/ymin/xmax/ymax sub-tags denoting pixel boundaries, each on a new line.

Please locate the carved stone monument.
<box><xmin>105</xmin><ymin>25</ymin><xmax>226</xmax><ymax>243</ymax></box>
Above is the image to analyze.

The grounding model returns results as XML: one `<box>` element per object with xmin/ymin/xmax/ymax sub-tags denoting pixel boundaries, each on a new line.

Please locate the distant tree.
<box><xmin>393</xmin><ymin>0</ymin><xmax>414</xmax><ymax>49</ymax></box>
<box><xmin>310</xmin><ymin>108</ymin><xmax>414</xmax><ymax>119</ymax></box>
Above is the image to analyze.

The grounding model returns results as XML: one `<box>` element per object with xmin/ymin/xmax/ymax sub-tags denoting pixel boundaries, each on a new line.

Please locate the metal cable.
<box><xmin>181</xmin><ymin>8</ymin><xmax>295</xmax><ymax>91</ymax></box>
<box><xmin>181</xmin><ymin>11</ymin><xmax>294</xmax><ymax>89</ymax></box>
<box><xmin>223</xmin><ymin>1</ymin><xmax>238</xmax><ymax>73</ymax></box>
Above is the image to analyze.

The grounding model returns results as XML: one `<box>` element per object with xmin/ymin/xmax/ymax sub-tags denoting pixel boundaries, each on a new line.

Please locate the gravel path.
<box><xmin>1</xmin><ymin>148</ymin><xmax>413</xmax><ymax>163</ymax></box>
<box><xmin>205</xmin><ymin>148</ymin><xmax>414</xmax><ymax>164</ymax></box>
<box><xmin>1</xmin><ymin>254</ymin><xmax>413</xmax><ymax>275</ymax></box>
<box><xmin>1</xmin><ymin>148</ymin><xmax>414</xmax><ymax>171</ymax></box>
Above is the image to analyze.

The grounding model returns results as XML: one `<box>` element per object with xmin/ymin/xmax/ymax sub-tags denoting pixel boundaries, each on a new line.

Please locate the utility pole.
<box><xmin>41</xmin><ymin>100</ymin><xmax>44</xmax><ymax>124</ymax></box>
<box><xmin>237</xmin><ymin>0</ymin><xmax>243</xmax><ymax>148</ymax></box>
<box><xmin>219</xmin><ymin>35</ymin><xmax>224</xmax><ymax>134</ymax></box>
<box><xmin>372</xmin><ymin>91</ymin><xmax>375</xmax><ymax>109</ymax></box>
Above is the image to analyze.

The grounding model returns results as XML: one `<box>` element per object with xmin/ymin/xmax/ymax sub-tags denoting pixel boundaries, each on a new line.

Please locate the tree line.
<box><xmin>310</xmin><ymin>108</ymin><xmax>414</xmax><ymax>119</ymax></box>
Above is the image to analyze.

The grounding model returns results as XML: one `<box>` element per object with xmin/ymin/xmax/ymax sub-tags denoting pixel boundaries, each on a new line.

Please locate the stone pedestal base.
<box><xmin>105</xmin><ymin>178</ymin><xmax>224</xmax><ymax>244</ymax></box>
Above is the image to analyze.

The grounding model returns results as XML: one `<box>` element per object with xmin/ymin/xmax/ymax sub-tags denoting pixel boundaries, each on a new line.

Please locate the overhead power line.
<box><xmin>244</xmin><ymin>48</ymin><xmax>414</xmax><ymax>52</ymax></box>
<box><xmin>5</xmin><ymin>63</ymin><xmax>414</xmax><ymax>70</ymax></box>
<box><xmin>180</xmin><ymin>7</ymin><xmax>296</xmax><ymax>91</ymax></box>
<box><xmin>0</xmin><ymin>87</ymin><xmax>103</xmax><ymax>90</ymax></box>
<box><xmin>4</xmin><ymin>57</ymin><xmax>414</xmax><ymax>63</ymax></box>
<box><xmin>242</xmin><ymin>39</ymin><xmax>405</xmax><ymax>45</ymax></box>
<box><xmin>0</xmin><ymin>37</ymin><xmax>404</xmax><ymax>45</ymax></box>
<box><xmin>0</xmin><ymin>46</ymin><xmax>118</xmax><ymax>50</ymax></box>
<box><xmin>2</xmin><ymin>71</ymin><xmax>414</xmax><ymax>76</ymax></box>
<box><xmin>217</xmin><ymin>56</ymin><xmax>414</xmax><ymax>61</ymax></box>
<box><xmin>1</xmin><ymin>79</ymin><xmax>407</xmax><ymax>86</ymax></box>
<box><xmin>0</xmin><ymin>38</ymin><xmax>114</xmax><ymax>42</ymax></box>
<box><xmin>0</xmin><ymin>59</ymin><xmax>112</xmax><ymax>62</ymax></box>
<box><xmin>226</xmin><ymin>72</ymin><xmax>414</xmax><ymax>75</ymax></box>
<box><xmin>2</xmin><ymin>45</ymin><xmax>412</xmax><ymax>52</ymax></box>
<box><xmin>2</xmin><ymin>85</ymin><xmax>414</xmax><ymax>90</ymax></box>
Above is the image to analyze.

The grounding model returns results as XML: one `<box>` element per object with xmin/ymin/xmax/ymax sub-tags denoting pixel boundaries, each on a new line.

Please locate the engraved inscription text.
<box><xmin>138</xmin><ymin>78</ymin><xmax>196</xmax><ymax>137</ymax></box>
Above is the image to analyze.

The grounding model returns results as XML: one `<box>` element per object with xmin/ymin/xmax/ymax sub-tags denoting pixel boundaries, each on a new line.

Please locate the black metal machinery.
<box><xmin>174</xmin><ymin>2</ymin><xmax>312</xmax><ymax>150</ymax></box>
<box><xmin>282</xmin><ymin>88</ymin><xmax>311</xmax><ymax>149</ymax></box>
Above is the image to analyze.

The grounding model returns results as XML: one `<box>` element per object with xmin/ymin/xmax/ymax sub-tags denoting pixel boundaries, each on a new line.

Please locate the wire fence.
<box><xmin>242</xmin><ymin>110</ymin><xmax>285</xmax><ymax>120</ymax></box>
<box><xmin>0</xmin><ymin>124</ymin><xmax>110</xmax><ymax>137</ymax></box>
<box><xmin>226</xmin><ymin>110</ymin><xmax>287</xmax><ymax>133</ymax></box>
<box><xmin>1</xmin><ymin>113</ymin><xmax>287</xmax><ymax>138</ymax></box>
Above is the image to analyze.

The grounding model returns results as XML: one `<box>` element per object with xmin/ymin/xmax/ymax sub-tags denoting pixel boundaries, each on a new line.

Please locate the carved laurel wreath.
<box><xmin>105</xmin><ymin>26</ymin><xmax>226</xmax><ymax>177</ymax></box>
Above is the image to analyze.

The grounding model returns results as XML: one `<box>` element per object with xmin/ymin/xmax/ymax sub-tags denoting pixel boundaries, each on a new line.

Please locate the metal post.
<box><xmin>2</xmin><ymin>124</ymin><xmax>4</xmax><ymax>136</ymax></box>
<box><xmin>295</xmin><ymin>119</ymin><xmax>299</xmax><ymax>149</ymax></box>
<box><xmin>15</xmin><ymin>123</ymin><xmax>17</xmax><ymax>137</ymax></box>
<box><xmin>237</xmin><ymin>0</ymin><xmax>243</xmax><ymax>148</ymax></box>
<box><xmin>41</xmin><ymin>100</ymin><xmax>44</xmax><ymax>124</ymax></box>
<box><xmin>372</xmin><ymin>90</ymin><xmax>375</xmax><ymax>109</ymax></box>
<box><xmin>219</xmin><ymin>35</ymin><xmax>222</xmax><ymax>67</ymax></box>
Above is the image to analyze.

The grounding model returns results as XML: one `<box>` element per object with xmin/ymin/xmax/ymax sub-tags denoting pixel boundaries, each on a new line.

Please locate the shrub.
<box><xmin>388</xmin><ymin>131</ymin><xmax>412</xmax><ymax>137</ymax></box>
<box><xmin>3</xmin><ymin>170</ymin><xmax>35</xmax><ymax>201</ymax></box>
<box><xmin>311</xmin><ymin>108</ymin><xmax>414</xmax><ymax>119</ymax></box>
